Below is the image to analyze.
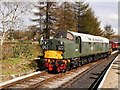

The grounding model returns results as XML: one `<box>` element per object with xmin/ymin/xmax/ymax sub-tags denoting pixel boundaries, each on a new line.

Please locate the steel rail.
<box><xmin>1</xmin><ymin>51</ymin><xmax>119</xmax><ymax>89</ymax></box>
<box><xmin>0</xmin><ymin>71</ymin><xmax>46</xmax><ymax>89</ymax></box>
<box><xmin>89</xmin><ymin>52</ymin><xmax>119</xmax><ymax>89</ymax></box>
<box><xmin>59</xmin><ymin>52</ymin><xmax>119</xmax><ymax>88</ymax></box>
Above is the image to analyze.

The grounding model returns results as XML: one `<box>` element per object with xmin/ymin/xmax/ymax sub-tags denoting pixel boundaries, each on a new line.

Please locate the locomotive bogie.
<box><xmin>44</xmin><ymin>59</ymin><xmax>71</xmax><ymax>72</ymax></box>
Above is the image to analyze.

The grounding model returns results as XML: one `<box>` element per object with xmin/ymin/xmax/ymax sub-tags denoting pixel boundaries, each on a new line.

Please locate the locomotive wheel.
<box><xmin>62</xmin><ymin>69</ymin><xmax>66</xmax><ymax>73</ymax></box>
<box><xmin>78</xmin><ymin>61</ymin><xmax>81</xmax><ymax>67</ymax></box>
<box><xmin>75</xmin><ymin>61</ymin><xmax>79</xmax><ymax>69</ymax></box>
<box><xmin>81</xmin><ymin>60</ymin><xmax>84</xmax><ymax>65</ymax></box>
<box><xmin>66</xmin><ymin>61</ymin><xmax>71</xmax><ymax>71</ymax></box>
<box><xmin>66</xmin><ymin>66</ymin><xmax>71</xmax><ymax>71</ymax></box>
<box><xmin>87</xmin><ymin>57</ymin><xmax>90</xmax><ymax>63</ymax></box>
<box><xmin>57</xmin><ymin>68</ymin><xmax>61</xmax><ymax>73</ymax></box>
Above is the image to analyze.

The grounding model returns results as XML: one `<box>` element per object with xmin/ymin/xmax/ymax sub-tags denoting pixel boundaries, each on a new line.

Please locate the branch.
<box><xmin>0</xmin><ymin>26</ymin><xmax>3</xmax><ymax>29</ymax></box>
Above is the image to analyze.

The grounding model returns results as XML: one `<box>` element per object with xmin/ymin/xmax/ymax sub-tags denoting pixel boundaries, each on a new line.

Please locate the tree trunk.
<box><xmin>0</xmin><ymin>37</ymin><xmax>4</xmax><ymax>60</ymax></box>
<box><xmin>0</xmin><ymin>32</ymin><xmax>5</xmax><ymax>60</ymax></box>
<box><xmin>46</xmin><ymin>2</ymin><xmax>50</xmax><ymax>39</ymax></box>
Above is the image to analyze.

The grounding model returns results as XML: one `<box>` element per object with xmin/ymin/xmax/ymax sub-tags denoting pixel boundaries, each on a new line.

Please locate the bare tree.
<box><xmin>104</xmin><ymin>25</ymin><xmax>115</xmax><ymax>39</ymax></box>
<box><xmin>0</xmin><ymin>2</ymin><xmax>32</xmax><ymax>60</ymax></box>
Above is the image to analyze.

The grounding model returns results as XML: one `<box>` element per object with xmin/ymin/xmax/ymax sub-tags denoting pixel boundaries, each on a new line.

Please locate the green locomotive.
<box><xmin>39</xmin><ymin>30</ymin><xmax>110</xmax><ymax>72</ymax></box>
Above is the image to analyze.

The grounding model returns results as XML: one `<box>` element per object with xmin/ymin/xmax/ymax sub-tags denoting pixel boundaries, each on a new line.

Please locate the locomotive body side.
<box><xmin>69</xmin><ymin>31</ymin><xmax>110</xmax><ymax>57</ymax></box>
<box><xmin>38</xmin><ymin>31</ymin><xmax>110</xmax><ymax>72</ymax></box>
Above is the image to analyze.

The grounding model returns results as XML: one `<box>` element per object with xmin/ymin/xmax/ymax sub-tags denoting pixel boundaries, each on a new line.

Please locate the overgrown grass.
<box><xmin>1</xmin><ymin>41</ymin><xmax>43</xmax><ymax>82</ymax></box>
<box><xmin>2</xmin><ymin>58</ymin><xmax>21</xmax><ymax>66</ymax></box>
<box><xmin>1</xmin><ymin>58</ymin><xmax>37</xmax><ymax>75</ymax></box>
<box><xmin>0</xmin><ymin>57</ymin><xmax>38</xmax><ymax>82</ymax></box>
<box><xmin>2</xmin><ymin>41</ymin><xmax>41</xmax><ymax>59</ymax></box>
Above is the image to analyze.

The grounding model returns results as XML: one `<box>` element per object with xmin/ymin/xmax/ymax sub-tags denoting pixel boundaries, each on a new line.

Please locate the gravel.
<box><xmin>69</xmin><ymin>54</ymin><xmax>118</xmax><ymax>88</ymax></box>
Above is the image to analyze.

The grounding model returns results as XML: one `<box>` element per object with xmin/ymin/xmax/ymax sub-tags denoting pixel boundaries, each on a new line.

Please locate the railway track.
<box><xmin>1</xmin><ymin>68</ymin><xmax>78</xmax><ymax>89</ymax></box>
<box><xmin>90</xmin><ymin>53</ymin><xmax>119</xmax><ymax>89</ymax></box>
<box><xmin>1</xmin><ymin>51</ymin><xmax>119</xmax><ymax>89</ymax></box>
<box><xmin>31</xmin><ymin>52</ymin><xmax>119</xmax><ymax>88</ymax></box>
<box><xmin>59</xmin><ymin>51</ymin><xmax>119</xmax><ymax>88</ymax></box>
<box><xmin>0</xmin><ymin>71</ymin><xmax>52</xmax><ymax>89</ymax></box>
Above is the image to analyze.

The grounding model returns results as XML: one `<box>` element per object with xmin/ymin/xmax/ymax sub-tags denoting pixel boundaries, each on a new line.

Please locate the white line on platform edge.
<box><xmin>98</xmin><ymin>55</ymin><xmax>119</xmax><ymax>89</ymax></box>
<box><xmin>111</xmin><ymin>50</ymin><xmax>119</xmax><ymax>55</ymax></box>
<box><xmin>0</xmin><ymin>71</ymin><xmax>41</xmax><ymax>87</ymax></box>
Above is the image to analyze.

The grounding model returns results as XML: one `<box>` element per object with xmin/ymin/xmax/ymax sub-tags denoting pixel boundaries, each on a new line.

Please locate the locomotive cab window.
<box><xmin>66</xmin><ymin>32</ymin><xmax>74</xmax><ymax>41</ymax></box>
<box><xmin>54</xmin><ymin>30</ymin><xmax>67</xmax><ymax>38</ymax></box>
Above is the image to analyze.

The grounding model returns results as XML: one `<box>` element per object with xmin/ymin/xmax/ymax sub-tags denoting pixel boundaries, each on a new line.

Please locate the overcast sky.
<box><xmin>85</xmin><ymin>0</ymin><xmax>119</xmax><ymax>35</ymax></box>
<box><xmin>30</xmin><ymin>0</ymin><xmax>119</xmax><ymax>34</ymax></box>
<box><xmin>0</xmin><ymin>0</ymin><xmax>119</xmax><ymax>35</ymax></box>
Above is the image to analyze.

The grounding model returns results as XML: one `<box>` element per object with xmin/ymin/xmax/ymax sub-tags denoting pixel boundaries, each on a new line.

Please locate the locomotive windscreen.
<box><xmin>54</xmin><ymin>30</ymin><xmax>67</xmax><ymax>38</ymax></box>
<box><xmin>54</xmin><ymin>30</ymin><xmax>74</xmax><ymax>41</ymax></box>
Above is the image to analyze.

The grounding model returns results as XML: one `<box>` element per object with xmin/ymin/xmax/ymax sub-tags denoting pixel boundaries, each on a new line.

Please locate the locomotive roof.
<box><xmin>68</xmin><ymin>31</ymin><xmax>109</xmax><ymax>43</ymax></box>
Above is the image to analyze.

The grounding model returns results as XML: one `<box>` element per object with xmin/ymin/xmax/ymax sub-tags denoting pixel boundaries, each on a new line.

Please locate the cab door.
<box><xmin>76</xmin><ymin>36</ymin><xmax>82</xmax><ymax>53</ymax></box>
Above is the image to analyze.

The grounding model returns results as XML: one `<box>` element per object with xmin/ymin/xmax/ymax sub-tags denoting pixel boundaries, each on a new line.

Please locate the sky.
<box><xmin>0</xmin><ymin>0</ymin><xmax>119</xmax><ymax>35</ymax></box>
<box><xmin>30</xmin><ymin>0</ymin><xmax>119</xmax><ymax>35</ymax></box>
<box><xmin>84</xmin><ymin>0</ymin><xmax>119</xmax><ymax>35</ymax></box>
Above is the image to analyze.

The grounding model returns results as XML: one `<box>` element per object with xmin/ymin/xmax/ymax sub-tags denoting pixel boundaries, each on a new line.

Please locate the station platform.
<box><xmin>99</xmin><ymin>53</ymin><xmax>120</xmax><ymax>88</ymax></box>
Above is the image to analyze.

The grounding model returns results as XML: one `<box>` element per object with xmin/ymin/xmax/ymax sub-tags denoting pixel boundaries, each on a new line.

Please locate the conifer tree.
<box><xmin>55</xmin><ymin>2</ymin><xmax>77</xmax><ymax>32</ymax></box>
<box><xmin>73</xmin><ymin>1</ymin><xmax>88</xmax><ymax>32</ymax></box>
<box><xmin>73</xmin><ymin>1</ymin><xmax>103</xmax><ymax>36</ymax></box>
<box><xmin>31</xmin><ymin>1</ymin><xmax>57</xmax><ymax>39</ymax></box>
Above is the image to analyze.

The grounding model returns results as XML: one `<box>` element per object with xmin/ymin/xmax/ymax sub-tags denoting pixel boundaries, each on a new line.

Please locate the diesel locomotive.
<box><xmin>38</xmin><ymin>30</ymin><xmax>110</xmax><ymax>72</ymax></box>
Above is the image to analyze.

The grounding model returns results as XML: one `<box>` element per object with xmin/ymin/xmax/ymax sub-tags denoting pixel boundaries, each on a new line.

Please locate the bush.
<box><xmin>13</xmin><ymin>41</ymin><xmax>34</xmax><ymax>59</ymax></box>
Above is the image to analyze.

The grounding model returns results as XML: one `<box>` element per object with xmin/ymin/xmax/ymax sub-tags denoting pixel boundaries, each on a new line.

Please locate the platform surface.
<box><xmin>99</xmin><ymin>54</ymin><xmax>120</xmax><ymax>88</ymax></box>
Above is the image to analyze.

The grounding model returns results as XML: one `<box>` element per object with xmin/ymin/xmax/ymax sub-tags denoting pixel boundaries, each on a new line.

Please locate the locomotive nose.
<box><xmin>44</xmin><ymin>50</ymin><xmax>63</xmax><ymax>59</ymax></box>
<box><xmin>42</xmin><ymin>39</ymin><xmax>64</xmax><ymax>51</ymax></box>
<box><xmin>42</xmin><ymin>39</ymin><xmax>64</xmax><ymax>59</ymax></box>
